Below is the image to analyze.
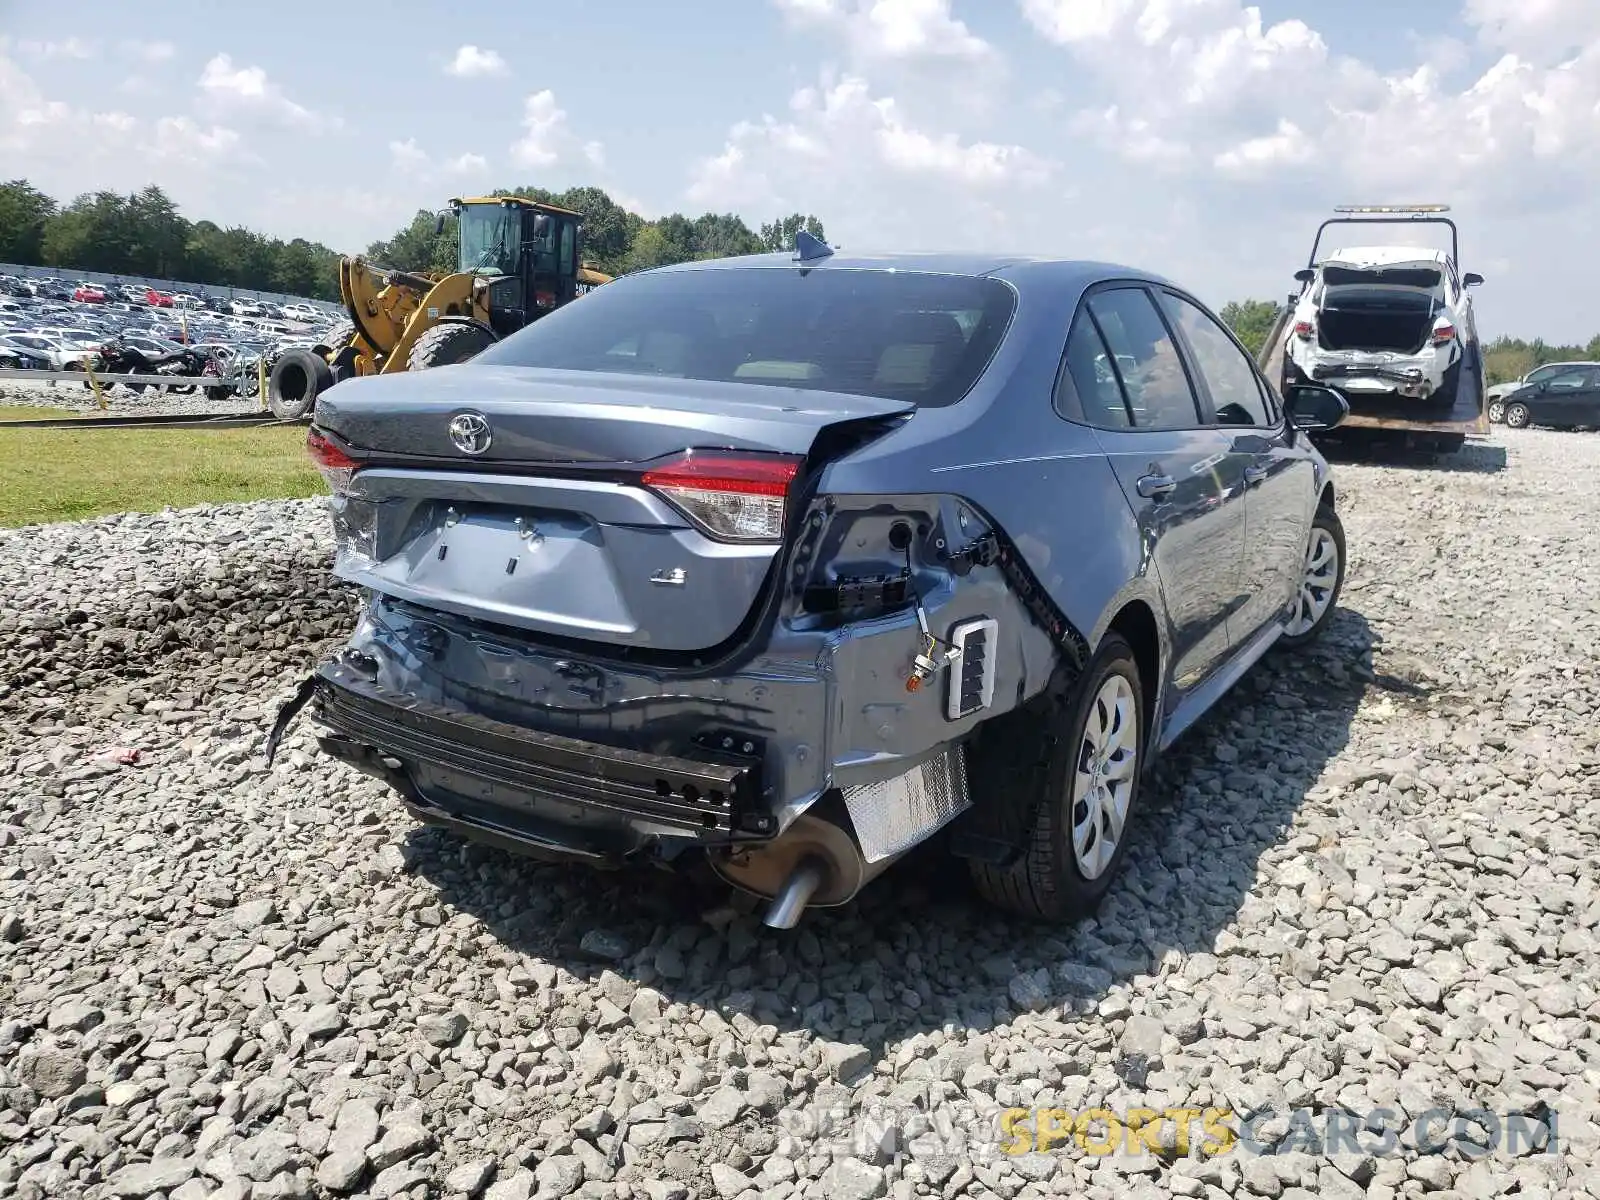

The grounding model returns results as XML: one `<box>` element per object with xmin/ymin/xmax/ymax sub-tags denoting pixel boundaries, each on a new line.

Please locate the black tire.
<box><xmin>1504</xmin><ymin>402</ymin><xmax>1530</xmax><ymax>429</ymax></box>
<box><xmin>315</xmin><ymin>320</ymin><xmax>355</xmax><ymax>357</ymax></box>
<box><xmin>1486</xmin><ymin>399</ymin><xmax>1505</xmax><ymax>424</ymax></box>
<box><xmin>1278</xmin><ymin>506</ymin><xmax>1345</xmax><ymax>650</ymax></box>
<box><xmin>267</xmin><ymin>348</ymin><xmax>333</xmax><ymax>421</ymax></box>
<box><xmin>968</xmin><ymin>634</ymin><xmax>1146</xmax><ymax>921</ymax></box>
<box><xmin>205</xmin><ymin>385</ymin><xmax>235</xmax><ymax>403</ymax></box>
<box><xmin>408</xmin><ymin>322</ymin><xmax>495</xmax><ymax>372</ymax></box>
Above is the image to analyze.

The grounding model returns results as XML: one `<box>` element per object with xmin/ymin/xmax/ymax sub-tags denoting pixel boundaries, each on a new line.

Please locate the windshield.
<box><xmin>473</xmin><ymin>267</ymin><xmax>1017</xmax><ymax>408</ymax></box>
<box><xmin>457</xmin><ymin>205</ymin><xmax>520</xmax><ymax>275</ymax></box>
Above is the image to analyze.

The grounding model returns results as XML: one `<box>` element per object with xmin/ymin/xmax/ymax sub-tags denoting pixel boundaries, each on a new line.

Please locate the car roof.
<box><xmin>641</xmin><ymin>250</ymin><xmax>1173</xmax><ymax>289</ymax></box>
<box><xmin>1320</xmin><ymin>245</ymin><xmax>1451</xmax><ymax>268</ymax></box>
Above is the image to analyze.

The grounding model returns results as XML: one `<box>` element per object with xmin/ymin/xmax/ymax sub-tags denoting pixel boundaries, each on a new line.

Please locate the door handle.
<box><xmin>1244</xmin><ymin>464</ymin><xmax>1269</xmax><ymax>486</ymax></box>
<box><xmin>1136</xmin><ymin>473</ymin><xmax>1176</xmax><ymax>499</ymax></box>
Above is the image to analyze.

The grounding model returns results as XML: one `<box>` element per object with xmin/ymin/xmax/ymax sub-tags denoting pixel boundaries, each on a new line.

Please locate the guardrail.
<box><xmin>0</xmin><ymin>360</ymin><xmax>270</xmax><ymax>411</ymax></box>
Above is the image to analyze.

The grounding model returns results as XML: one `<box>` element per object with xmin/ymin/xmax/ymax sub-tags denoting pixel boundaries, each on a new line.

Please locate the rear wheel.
<box><xmin>1504</xmin><ymin>402</ymin><xmax>1530</xmax><ymax>429</ymax></box>
<box><xmin>315</xmin><ymin>320</ymin><xmax>355</xmax><ymax>357</ymax></box>
<box><xmin>968</xmin><ymin>634</ymin><xmax>1146</xmax><ymax>921</ymax></box>
<box><xmin>267</xmin><ymin>348</ymin><xmax>333</xmax><ymax>420</ymax></box>
<box><xmin>408</xmin><ymin>322</ymin><xmax>495</xmax><ymax>372</ymax></box>
<box><xmin>1279</xmin><ymin>506</ymin><xmax>1345</xmax><ymax>648</ymax></box>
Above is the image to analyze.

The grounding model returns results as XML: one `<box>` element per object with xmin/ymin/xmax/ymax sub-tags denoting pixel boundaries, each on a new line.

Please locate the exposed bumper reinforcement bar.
<box><xmin>306</xmin><ymin>661</ymin><xmax>766</xmax><ymax>858</ymax></box>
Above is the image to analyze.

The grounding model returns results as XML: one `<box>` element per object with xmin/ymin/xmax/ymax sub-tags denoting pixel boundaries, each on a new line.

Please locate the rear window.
<box><xmin>473</xmin><ymin>267</ymin><xmax>1017</xmax><ymax>408</ymax></box>
<box><xmin>1322</xmin><ymin>266</ymin><xmax>1442</xmax><ymax>290</ymax></box>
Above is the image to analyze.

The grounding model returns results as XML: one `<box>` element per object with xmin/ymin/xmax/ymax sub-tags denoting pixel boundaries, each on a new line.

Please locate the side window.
<box><xmin>1084</xmin><ymin>288</ymin><xmax>1202</xmax><ymax>430</ymax></box>
<box><xmin>1159</xmin><ymin>291</ymin><xmax>1273</xmax><ymax>427</ymax></box>
<box><xmin>1059</xmin><ymin>314</ymin><xmax>1132</xmax><ymax>428</ymax></box>
<box><xmin>1547</xmin><ymin>370</ymin><xmax>1587</xmax><ymax>390</ymax></box>
<box><xmin>559</xmin><ymin>220</ymin><xmax>576</xmax><ymax>275</ymax></box>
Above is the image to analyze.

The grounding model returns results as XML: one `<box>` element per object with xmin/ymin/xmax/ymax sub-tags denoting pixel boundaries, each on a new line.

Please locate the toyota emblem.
<box><xmin>448</xmin><ymin>412</ymin><xmax>492</xmax><ymax>455</ymax></box>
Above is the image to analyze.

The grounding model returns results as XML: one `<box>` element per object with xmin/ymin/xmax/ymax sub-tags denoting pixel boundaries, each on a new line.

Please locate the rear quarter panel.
<box><xmin>816</xmin><ymin>264</ymin><xmax>1161</xmax><ymax>696</ymax></box>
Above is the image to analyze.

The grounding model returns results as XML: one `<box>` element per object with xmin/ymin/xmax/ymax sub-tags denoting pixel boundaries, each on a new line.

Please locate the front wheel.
<box><xmin>1504</xmin><ymin>403</ymin><xmax>1530</xmax><ymax>429</ymax></box>
<box><xmin>968</xmin><ymin>634</ymin><xmax>1146</xmax><ymax>921</ymax></box>
<box><xmin>408</xmin><ymin>322</ymin><xmax>496</xmax><ymax>371</ymax></box>
<box><xmin>1486</xmin><ymin>399</ymin><xmax>1506</xmax><ymax>423</ymax></box>
<box><xmin>1279</xmin><ymin>506</ymin><xmax>1345</xmax><ymax>649</ymax></box>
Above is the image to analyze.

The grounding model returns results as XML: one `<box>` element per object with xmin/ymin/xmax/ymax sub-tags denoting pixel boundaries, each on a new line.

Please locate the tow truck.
<box><xmin>1258</xmin><ymin>205</ymin><xmax>1488</xmax><ymax>454</ymax></box>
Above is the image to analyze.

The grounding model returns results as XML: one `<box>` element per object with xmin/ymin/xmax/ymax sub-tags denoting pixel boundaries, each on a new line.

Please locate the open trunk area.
<box><xmin>1317</xmin><ymin>286</ymin><xmax>1437</xmax><ymax>353</ymax></box>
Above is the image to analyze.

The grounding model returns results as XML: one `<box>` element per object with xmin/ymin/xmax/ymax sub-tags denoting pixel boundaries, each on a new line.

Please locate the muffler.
<box><xmin>713</xmin><ymin>810</ymin><xmax>894</xmax><ymax>929</ymax></box>
<box><xmin>712</xmin><ymin>749</ymin><xmax>971</xmax><ymax>927</ymax></box>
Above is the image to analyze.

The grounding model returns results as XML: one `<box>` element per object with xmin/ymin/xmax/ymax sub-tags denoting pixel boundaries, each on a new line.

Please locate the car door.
<box><xmin>1157</xmin><ymin>288</ymin><xmax>1319</xmax><ymax>644</ymax></box>
<box><xmin>1058</xmin><ymin>285</ymin><xmax>1248</xmax><ymax>699</ymax></box>
<box><xmin>1539</xmin><ymin>367</ymin><xmax>1599</xmax><ymax>424</ymax></box>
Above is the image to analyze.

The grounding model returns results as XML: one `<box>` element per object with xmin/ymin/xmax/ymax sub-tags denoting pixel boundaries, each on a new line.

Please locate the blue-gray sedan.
<box><xmin>282</xmin><ymin>244</ymin><xmax>1351</xmax><ymax>927</ymax></box>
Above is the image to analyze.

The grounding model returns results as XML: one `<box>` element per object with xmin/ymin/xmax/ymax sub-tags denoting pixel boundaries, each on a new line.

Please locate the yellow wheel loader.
<box><xmin>267</xmin><ymin>196</ymin><xmax>613</xmax><ymax>419</ymax></box>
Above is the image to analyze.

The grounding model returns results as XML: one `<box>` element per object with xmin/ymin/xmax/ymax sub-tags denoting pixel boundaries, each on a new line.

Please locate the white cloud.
<box><xmin>776</xmin><ymin>0</ymin><xmax>995</xmax><ymax>61</ymax></box>
<box><xmin>197</xmin><ymin>53</ymin><xmax>336</xmax><ymax>132</ymax></box>
<box><xmin>1213</xmin><ymin>118</ymin><xmax>1312</xmax><ymax>175</ymax></box>
<box><xmin>509</xmin><ymin>89</ymin><xmax>603</xmax><ymax>169</ymax></box>
<box><xmin>687</xmin><ymin>71</ymin><xmax>1053</xmax><ymax>248</ymax></box>
<box><xmin>444</xmin><ymin>45</ymin><xmax>509</xmax><ymax>77</ymax></box>
<box><xmin>389</xmin><ymin>138</ymin><xmax>429</xmax><ymax>170</ymax></box>
<box><xmin>14</xmin><ymin>37</ymin><xmax>96</xmax><ymax>60</ymax></box>
<box><xmin>0</xmin><ymin>45</ymin><xmax>249</xmax><ymax>209</ymax></box>
<box><xmin>389</xmin><ymin>138</ymin><xmax>489</xmax><ymax>179</ymax></box>
<box><xmin>124</xmin><ymin>40</ymin><xmax>176</xmax><ymax>63</ymax></box>
<box><xmin>1465</xmin><ymin>0</ymin><xmax>1600</xmax><ymax>57</ymax></box>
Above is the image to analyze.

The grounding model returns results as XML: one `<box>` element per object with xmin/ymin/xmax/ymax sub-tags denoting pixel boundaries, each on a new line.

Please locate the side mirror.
<box><xmin>1284</xmin><ymin>383</ymin><xmax>1348</xmax><ymax>431</ymax></box>
<box><xmin>1293</xmin><ymin>268</ymin><xmax>1316</xmax><ymax>284</ymax></box>
<box><xmin>1463</xmin><ymin>272</ymin><xmax>1484</xmax><ymax>287</ymax></box>
<box><xmin>433</xmin><ymin>211</ymin><xmax>447</xmax><ymax>236</ymax></box>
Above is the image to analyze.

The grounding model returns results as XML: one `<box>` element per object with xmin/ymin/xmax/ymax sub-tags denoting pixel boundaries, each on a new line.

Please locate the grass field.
<box><xmin>0</xmin><ymin>422</ymin><xmax>321</xmax><ymax>527</ymax></box>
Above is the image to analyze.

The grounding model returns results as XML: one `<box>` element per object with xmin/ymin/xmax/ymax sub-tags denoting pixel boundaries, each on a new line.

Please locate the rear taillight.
<box><xmin>1431</xmin><ymin>324</ymin><xmax>1456</xmax><ymax>345</ymax></box>
<box><xmin>306</xmin><ymin>426</ymin><xmax>358</xmax><ymax>494</ymax></box>
<box><xmin>1293</xmin><ymin>320</ymin><xmax>1314</xmax><ymax>340</ymax></box>
<box><xmin>641</xmin><ymin>451</ymin><xmax>802</xmax><ymax>542</ymax></box>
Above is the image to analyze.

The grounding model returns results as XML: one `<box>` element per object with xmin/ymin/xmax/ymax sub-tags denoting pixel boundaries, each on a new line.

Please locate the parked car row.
<box><xmin>1487</xmin><ymin>361</ymin><xmax>1600</xmax><ymax>429</ymax></box>
<box><xmin>0</xmin><ymin>277</ymin><xmax>343</xmax><ymax>400</ymax></box>
<box><xmin>0</xmin><ymin>272</ymin><xmax>338</xmax><ymax>326</ymax></box>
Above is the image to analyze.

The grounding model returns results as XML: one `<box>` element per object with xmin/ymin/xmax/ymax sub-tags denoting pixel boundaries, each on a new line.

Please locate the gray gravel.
<box><xmin>0</xmin><ymin>378</ymin><xmax>263</xmax><ymax>419</ymax></box>
<box><xmin>1</xmin><ymin>429</ymin><xmax>1597</xmax><ymax>1200</ymax></box>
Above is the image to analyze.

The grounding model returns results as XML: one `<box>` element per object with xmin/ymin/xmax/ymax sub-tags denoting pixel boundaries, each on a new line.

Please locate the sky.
<box><xmin>2</xmin><ymin>0</ymin><xmax>1597</xmax><ymax>341</ymax></box>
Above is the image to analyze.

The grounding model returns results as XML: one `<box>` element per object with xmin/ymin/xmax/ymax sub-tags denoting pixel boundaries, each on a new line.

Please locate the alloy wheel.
<box><xmin>1505</xmin><ymin>404</ymin><xmax>1530</xmax><ymax>428</ymax></box>
<box><xmin>1070</xmin><ymin>674</ymin><xmax>1138</xmax><ymax>880</ymax></box>
<box><xmin>1285</xmin><ymin>525</ymin><xmax>1339</xmax><ymax>637</ymax></box>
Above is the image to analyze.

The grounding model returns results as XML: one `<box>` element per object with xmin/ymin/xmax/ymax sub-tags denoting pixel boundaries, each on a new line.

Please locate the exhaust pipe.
<box><xmin>714</xmin><ymin>750</ymin><xmax>973</xmax><ymax>927</ymax></box>
<box><xmin>763</xmin><ymin>856</ymin><xmax>827</xmax><ymax>929</ymax></box>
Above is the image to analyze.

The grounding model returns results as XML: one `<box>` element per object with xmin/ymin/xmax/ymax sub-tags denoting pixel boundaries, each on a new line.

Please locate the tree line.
<box><xmin>362</xmin><ymin>187</ymin><xmax>823</xmax><ymax>279</ymax></box>
<box><xmin>0</xmin><ymin>180</ymin><xmax>344</xmax><ymax>300</ymax></box>
<box><xmin>0</xmin><ymin>179</ymin><xmax>824</xmax><ymax>302</ymax></box>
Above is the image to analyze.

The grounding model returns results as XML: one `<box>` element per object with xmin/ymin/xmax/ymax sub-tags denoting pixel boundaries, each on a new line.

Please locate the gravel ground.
<box><xmin>0</xmin><ymin>379</ymin><xmax>262</xmax><ymax>418</ymax></box>
<box><xmin>1</xmin><ymin>428</ymin><xmax>1596</xmax><ymax>1200</ymax></box>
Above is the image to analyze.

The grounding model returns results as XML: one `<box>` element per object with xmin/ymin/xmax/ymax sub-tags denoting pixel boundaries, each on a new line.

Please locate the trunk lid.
<box><xmin>316</xmin><ymin>365</ymin><xmax>912</xmax><ymax>464</ymax></box>
<box><xmin>318</xmin><ymin>366</ymin><xmax>913</xmax><ymax>654</ymax></box>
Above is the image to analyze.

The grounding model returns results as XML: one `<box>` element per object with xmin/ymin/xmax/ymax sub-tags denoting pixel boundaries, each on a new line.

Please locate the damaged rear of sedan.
<box><xmin>274</xmin><ymin>241</ymin><xmax>1349</xmax><ymax>927</ymax></box>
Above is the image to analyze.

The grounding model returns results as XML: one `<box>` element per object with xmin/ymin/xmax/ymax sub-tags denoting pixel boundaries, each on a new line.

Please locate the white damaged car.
<box><xmin>1283</xmin><ymin>246</ymin><xmax>1482</xmax><ymax>410</ymax></box>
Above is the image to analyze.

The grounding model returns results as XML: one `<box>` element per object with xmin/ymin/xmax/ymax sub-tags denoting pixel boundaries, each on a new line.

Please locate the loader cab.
<box><xmin>453</xmin><ymin>197</ymin><xmax>582</xmax><ymax>338</ymax></box>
